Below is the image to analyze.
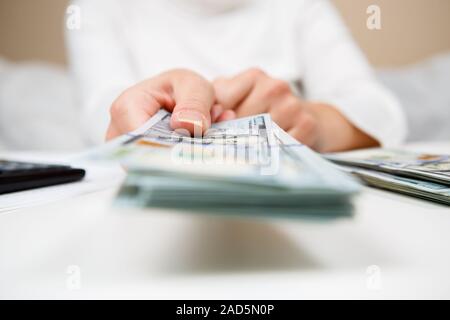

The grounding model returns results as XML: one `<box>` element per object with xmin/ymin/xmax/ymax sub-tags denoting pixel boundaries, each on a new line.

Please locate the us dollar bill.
<box><xmin>111</xmin><ymin>109</ymin><xmax>279</xmax><ymax>176</ymax></box>
<box><xmin>72</xmin><ymin>109</ymin><xmax>360</xmax><ymax>218</ymax></box>
<box><xmin>327</xmin><ymin>149</ymin><xmax>450</xmax><ymax>186</ymax></box>
<box><xmin>127</xmin><ymin>109</ymin><xmax>276</xmax><ymax>147</ymax></box>
<box><xmin>111</xmin><ymin>112</ymin><xmax>360</xmax><ymax>218</ymax></box>
<box><xmin>340</xmin><ymin>166</ymin><xmax>450</xmax><ymax>205</ymax></box>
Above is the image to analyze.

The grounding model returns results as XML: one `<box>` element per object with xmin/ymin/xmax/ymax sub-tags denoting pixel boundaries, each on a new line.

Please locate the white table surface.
<box><xmin>1</xmin><ymin>143</ymin><xmax>449</xmax><ymax>299</ymax></box>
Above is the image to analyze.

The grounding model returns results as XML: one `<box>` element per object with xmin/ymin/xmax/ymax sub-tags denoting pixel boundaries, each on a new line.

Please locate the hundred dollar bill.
<box><xmin>124</xmin><ymin>108</ymin><xmax>276</xmax><ymax>146</ymax></box>
<box><xmin>113</xmin><ymin>114</ymin><xmax>360</xmax><ymax>218</ymax></box>
<box><xmin>326</xmin><ymin>149</ymin><xmax>450</xmax><ymax>186</ymax></box>
<box><xmin>115</xmin><ymin>115</ymin><xmax>359</xmax><ymax>191</ymax></box>
<box><xmin>339</xmin><ymin>166</ymin><xmax>450</xmax><ymax>205</ymax></box>
<box><xmin>272</xmin><ymin>123</ymin><xmax>361</xmax><ymax>191</ymax></box>
<box><xmin>96</xmin><ymin>109</ymin><xmax>278</xmax><ymax>174</ymax></box>
<box><xmin>84</xmin><ymin>108</ymin><xmax>274</xmax><ymax>159</ymax></box>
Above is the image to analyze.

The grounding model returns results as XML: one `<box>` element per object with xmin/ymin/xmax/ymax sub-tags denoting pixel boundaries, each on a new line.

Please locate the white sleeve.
<box><xmin>66</xmin><ymin>0</ymin><xmax>136</xmax><ymax>145</ymax></box>
<box><xmin>296</xmin><ymin>0</ymin><xmax>407</xmax><ymax>146</ymax></box>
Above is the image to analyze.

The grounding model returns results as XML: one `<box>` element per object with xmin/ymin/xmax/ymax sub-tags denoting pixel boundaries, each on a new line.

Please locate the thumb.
<box><xmin>169</xmin><ymin>70</ymin><xmax>215</xmax><ymax>136</ymax></box>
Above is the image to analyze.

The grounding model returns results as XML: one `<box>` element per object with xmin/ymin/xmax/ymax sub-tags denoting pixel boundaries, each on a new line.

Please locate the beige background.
<box><xmin>0</xmin><ymin>0</ymin><xmax>449</xmax><ymax>67</ymax></box>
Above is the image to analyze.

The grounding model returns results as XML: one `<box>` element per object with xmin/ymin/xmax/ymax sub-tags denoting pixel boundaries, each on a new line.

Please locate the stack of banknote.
<box><xmin>327</xmin><ymin>149</ymin><xmax>450</xmax><ymax>205</ymax></box>
<box><xmin>101</xmin><ymin>110</ymin><xmax>361</xmax><ymax>218</ymax></box>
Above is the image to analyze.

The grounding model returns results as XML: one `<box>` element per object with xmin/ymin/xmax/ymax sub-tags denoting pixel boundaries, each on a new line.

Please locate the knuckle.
<box><xmin>110</xmin><ymin>95</ymin><xmax>128</xmax><ymax>118</ymax></box>
<box><xmin>246</xmin><ymin>67</ymin><xmax>266</xmax><ymax>79</ymax></box>
<box><xmin>181</xmin><ymin>96</ymin><xmax>209</xmax><ymax>112</ymax></box>
<box><xmin>168</xmin><ymin>68</ymin><xmax>196</xmax><ymax>77</ymax></box>
<box><xmin>110</xmin><ymin>89</ymin><xmax>143</xmax><ymax>119</ymax></box>
<box><xmin>264</xmin><ymin>79</ymin><xmax>291</xmax><ymax>98</ymax></box>
<box><xmin>279</xmin><ymin>97</ymin><xmax>300</xmax><ymax>114</ymax></box>
<box><xmin>299</xmin><ymin>113</ymin><xmax>317</xmax><ymax>134</ymax></box>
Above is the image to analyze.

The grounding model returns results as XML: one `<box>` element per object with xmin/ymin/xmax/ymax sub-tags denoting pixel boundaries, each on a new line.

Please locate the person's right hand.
<box><xmin>106</xmin><ymin>69</ymin><xmax>217</xmax><ymax>140</ymax></box>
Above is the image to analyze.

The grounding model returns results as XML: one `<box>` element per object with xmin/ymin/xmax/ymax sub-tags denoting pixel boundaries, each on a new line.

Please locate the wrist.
<box><xmin>306</xmin><ymin>102</ymin><xmax>379</xmax><ymax>152</ymax></box>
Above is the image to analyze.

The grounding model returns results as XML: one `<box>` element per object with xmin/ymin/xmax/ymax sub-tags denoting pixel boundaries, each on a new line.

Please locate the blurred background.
<box><xmin>0</xmin><ymin>0</ymin><xmax>449</xmax><ymax>150</ymax></box>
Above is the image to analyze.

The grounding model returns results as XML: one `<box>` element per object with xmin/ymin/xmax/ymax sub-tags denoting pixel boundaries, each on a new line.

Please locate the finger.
<box><xmin>268</xmin><ymin>96</ymin><xmax>301</xmax><ymax>130</ymax></box>
<box><xmin>169</xmin><ymin>71</ymin><xmax>215</xmax><ymax>136</ymax></box>
<box><xmin>213</xmin><ymin>68</ymin><xmax>266</xmax><ymax>110</ymax></box>
<box><xmin>236</xmin><ymin>77</ymin><xmax>293</xmax><ymax>118</ymax></box>
<box><xmin>287</xmin><ymin>113</ymin><xmax>318</xmax><ymax>148</ymax></box>
<box><xmin>233</xmin><ymin>78</ymin><xmax>274</xmax><ymax>118</ymax></box>
<box><xmin>216</xmin><ymin>110</ymin><xmax>237</xmax><ymax>122</ymax></box>
<box><xmin>110</xmin><ymin>87</ymin><xmax>174</xmax><ymax>135</ymax></box>
<box><xmin>210</xmin><ymin>104</ymin><xmax>224</xmax><ymax>123</ymax></box>
<box><xmin>105</xmin><ymin>123</ymin><xmax>121</xmax><ymax>141</ymax></box>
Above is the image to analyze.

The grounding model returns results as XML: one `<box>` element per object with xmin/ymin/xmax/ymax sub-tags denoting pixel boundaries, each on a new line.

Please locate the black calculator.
<box><xmin>0</xmin><ymin>160</ymin><xmax>86</xmax><ymax>195</ymax></box>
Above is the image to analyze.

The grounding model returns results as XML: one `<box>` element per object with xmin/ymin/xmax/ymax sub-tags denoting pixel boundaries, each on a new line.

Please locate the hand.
<box><xmin>213</xmin><ymin>68</ymin><xmax>379</xmax><ymax>152</ymax></box>
<box><xmin>106</xmin><ymin>69</ymin><xmax>216</xmax><ymax>140</ymax></box>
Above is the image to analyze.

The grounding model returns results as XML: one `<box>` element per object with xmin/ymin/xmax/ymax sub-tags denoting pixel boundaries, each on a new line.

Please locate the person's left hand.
<box><xmin>213</xmin><ymin>68</ymin><xmax>378</xmax><ymax>152</ymax></box>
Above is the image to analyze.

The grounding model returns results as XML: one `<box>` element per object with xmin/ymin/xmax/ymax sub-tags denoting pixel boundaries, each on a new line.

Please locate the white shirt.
<box><xmin>67</xmin><ymin>0</ymin><xmax>407</xmax><ymax>146</ymax></box>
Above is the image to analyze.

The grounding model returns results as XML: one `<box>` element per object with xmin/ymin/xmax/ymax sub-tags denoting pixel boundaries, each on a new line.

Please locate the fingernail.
<box><xmin>173</xmin><ymin>110</ymin><xmax>205</xmax><ymax>129</ymax></box>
